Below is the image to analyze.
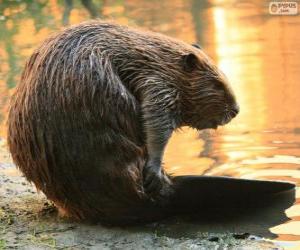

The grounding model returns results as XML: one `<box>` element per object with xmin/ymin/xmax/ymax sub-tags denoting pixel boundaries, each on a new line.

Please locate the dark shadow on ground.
<box><xmin>129</xmin><ymin>176</ymin><xmax>296</xmax><ymax>240</ymax></box>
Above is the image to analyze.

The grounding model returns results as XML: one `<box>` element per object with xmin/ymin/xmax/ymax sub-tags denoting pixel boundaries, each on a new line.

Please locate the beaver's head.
<box><xmin>180</xmin><ymin>46</ymin><xmax>239</xmax><ymax>130</ymax></box>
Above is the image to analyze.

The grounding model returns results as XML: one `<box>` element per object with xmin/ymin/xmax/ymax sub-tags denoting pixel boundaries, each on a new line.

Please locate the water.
<box><xmin>0</xmin><ymin>0</ymin><xmax>299</xmax><ymax>246</ymax></box>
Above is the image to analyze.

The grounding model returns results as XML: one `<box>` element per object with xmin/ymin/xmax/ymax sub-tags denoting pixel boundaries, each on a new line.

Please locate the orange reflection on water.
<box><xmin>206</xmin><ymin>1</ymin><xmax>300</xmax><ymax>241</ymax></box>
<box><xmin>164</xmin><ymin>127</ymin><xmax>215</xmax><ymax>175</ymax></box>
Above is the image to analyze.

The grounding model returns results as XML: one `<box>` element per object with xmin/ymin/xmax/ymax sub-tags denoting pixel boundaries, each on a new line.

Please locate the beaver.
<box><xmin>7</xmin><ymin>21</ymin><xmax>294</xmax><ymax>225</ymax></box>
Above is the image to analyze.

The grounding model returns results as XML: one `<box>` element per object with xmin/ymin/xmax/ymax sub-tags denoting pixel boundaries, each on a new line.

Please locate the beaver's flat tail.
<box><xmin>168</xmin><ymin>176</ymin><xmax>295</xmax><ymax>214</ymax></box>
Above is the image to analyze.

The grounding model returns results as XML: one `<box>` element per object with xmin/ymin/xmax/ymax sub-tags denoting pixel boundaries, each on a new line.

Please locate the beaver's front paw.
<box><xmin>143</xmin><ymin>164</ymin><xmax>171</xmax><ymax>196</ymax></box>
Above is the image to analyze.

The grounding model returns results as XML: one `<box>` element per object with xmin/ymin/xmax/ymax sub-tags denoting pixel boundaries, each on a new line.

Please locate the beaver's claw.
<box><xmin>143</xmin><ymin>165</ymin><xmax>171</xmax><ymax>197</ymax></box>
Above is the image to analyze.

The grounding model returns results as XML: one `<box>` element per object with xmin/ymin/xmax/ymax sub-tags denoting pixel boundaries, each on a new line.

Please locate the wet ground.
<box><xmin>0</xmin><ymin>148</ymin><xmax>290</xmax><ymax>249</ymax></box>
<box><xmin>1</xmin><ymin>0</ymin><xmax>300</xmax><ymax>249</ymax></box>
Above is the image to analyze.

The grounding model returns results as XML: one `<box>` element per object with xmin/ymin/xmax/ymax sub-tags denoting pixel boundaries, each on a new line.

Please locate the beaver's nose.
<box><xmin>231</xmin><ymin>104</ymin><xmax>240</xmax><ymax>118</ymax></box>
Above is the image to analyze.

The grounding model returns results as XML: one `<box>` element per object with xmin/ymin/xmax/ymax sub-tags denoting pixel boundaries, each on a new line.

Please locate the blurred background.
<box><xmin>0</xmin><ymin>0</ymin><xmax>299</xmax><ymax>244</ymax></box>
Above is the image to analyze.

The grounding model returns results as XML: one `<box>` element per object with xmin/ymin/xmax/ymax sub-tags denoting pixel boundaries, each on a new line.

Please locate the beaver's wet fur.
<box><xmin>7</xmin><ymin>21</ymin><xmax>241</xmax><ymax>224</ymax></box>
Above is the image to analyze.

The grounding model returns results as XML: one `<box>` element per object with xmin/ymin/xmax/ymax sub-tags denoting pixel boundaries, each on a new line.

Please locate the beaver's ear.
<box><xmin>192</xmin><ymin>44</ymin><xmax>202</xmax><ymax>49</ymax></box>
<box><xmin>181</xmin><ymin>53</ymin><xmax>199</xmax><ymax>72</ymax></box>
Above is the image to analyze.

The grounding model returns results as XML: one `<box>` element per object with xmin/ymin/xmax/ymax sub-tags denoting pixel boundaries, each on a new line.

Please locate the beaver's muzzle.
<box><xmin>224</xmin><ymin>103</ymin><xmax>240</xmax><ymax>125</ymax></box>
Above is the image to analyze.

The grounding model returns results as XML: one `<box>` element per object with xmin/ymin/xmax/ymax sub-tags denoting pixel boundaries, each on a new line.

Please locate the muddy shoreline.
<box><xmin>0</xmin><ymin>143</ymin><xmax>282</xmax><ymax>250</ymax></box>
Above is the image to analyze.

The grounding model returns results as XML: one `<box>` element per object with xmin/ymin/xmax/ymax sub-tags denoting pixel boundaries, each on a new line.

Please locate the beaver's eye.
<box><xmin>214</xmin><ymin>81</ymin><xmax>224</xmax><ymax>91</ymax></box>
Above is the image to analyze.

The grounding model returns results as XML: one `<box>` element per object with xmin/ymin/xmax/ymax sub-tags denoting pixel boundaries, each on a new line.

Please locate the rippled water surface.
<box><xmin>0</xmin><ymin>0</ymin><xmax>299</xmax><ymax>246</ymax></box>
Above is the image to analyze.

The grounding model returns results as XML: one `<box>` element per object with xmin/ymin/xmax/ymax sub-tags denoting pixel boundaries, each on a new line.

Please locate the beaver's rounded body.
<box><xmin>8</xmin><ymin>21</ymin><xmax>240</xmax><ymax>224</ymax></box>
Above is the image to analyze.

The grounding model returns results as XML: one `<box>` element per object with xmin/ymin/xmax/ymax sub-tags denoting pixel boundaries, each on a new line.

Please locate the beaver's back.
<box><xmin>7</xmin><ymin>21</ymin><xmax>171</xmax><ymax>223</ymax></box>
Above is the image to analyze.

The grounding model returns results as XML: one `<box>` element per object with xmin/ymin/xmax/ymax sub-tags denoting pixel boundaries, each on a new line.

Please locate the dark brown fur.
<box><xmin>7</xmin><ymin>21</ymin><xmax>238</xmax><ymax>224</ymax></box>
